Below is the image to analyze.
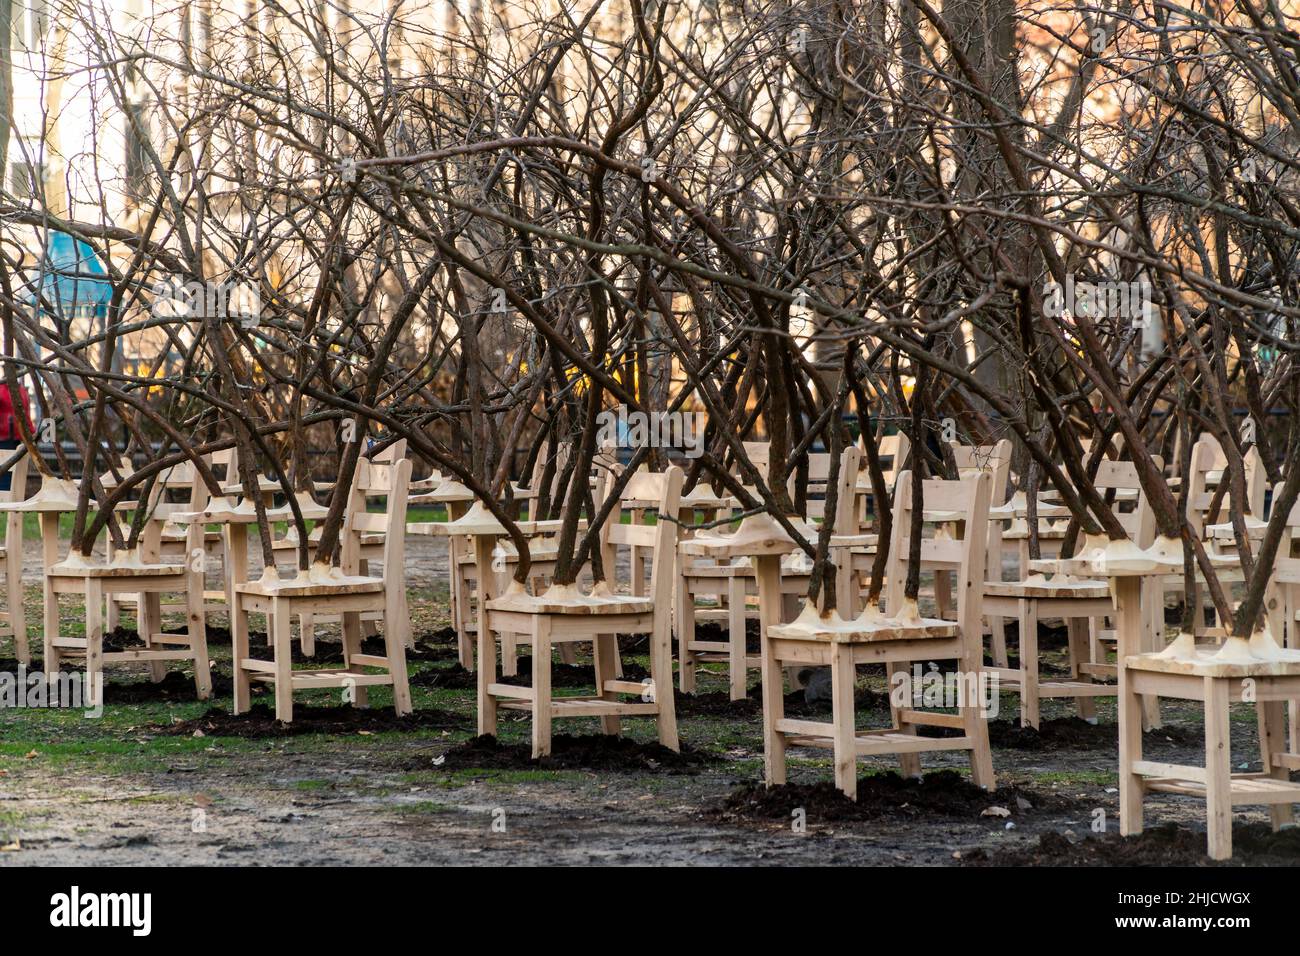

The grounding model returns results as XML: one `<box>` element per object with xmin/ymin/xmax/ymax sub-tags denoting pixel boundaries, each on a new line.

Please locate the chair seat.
<box><xmin>1126</xmin><ymin>635</ymin><xmax>1300</xmax><ymax>678</ymax></box>
<box><xmin>236</xmin><ymin>573</ymin><xmax>383</xmax><ymax>597</ymax></box>
<box><xmin>48</xmin><ymin>559</ymin><xmax>186</xmax><ymax>578</ymax></box>
<box><xmin>984</xmin><ymin>575</ymin><xmax>1110</xmax><ymax>599</ymax></box>
<box><xmin>1126</xmin><ymin>650</ymin><xmax>1300</xmax><ymax>679</ymax></box>
<box><xmin>486</xmin><ymin>587</ymin><xmax>653</xmax><ymax>616</ymax></box>
<box><xmin>769</xmin><ymin>609</ymin><xmax>958</xmax><ymax>644</ymax></box>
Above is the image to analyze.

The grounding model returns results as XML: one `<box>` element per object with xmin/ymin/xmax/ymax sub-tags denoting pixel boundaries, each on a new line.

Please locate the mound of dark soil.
<box><xmin>438</xmin><ymin>733</ymin><xmax>713</xmax><ymax>773</ymax></box>
<box><xmin>153</xmin><ymin>702</ymin><xmax>464</xmax><ymax>738</ymax></box>
<box><xmin>672</xmin><ymin>676</ymin><xmax>894</xmax><ymax>719</ymax></box>
<box><xmin>411</xmin><ymin>663</ymin><xmax>477</xmax><ymax>689</ymax></box>
<box><xmin>104</xmin><ymin>670</ymin><xmax>240</xmax><ymax>703</ymax></box>
<box><xmin>0</xmin><ymin>656</ymin><xmax>41</xmax><ymax>672</ymax></box>
<box><xmin>968</xmin><ymin>822</ymin><xmax>1300</xmax><ymax>866</ymax></box>
<box><xmin>693</xmin><ymin>620</ymin><xmax>762</xmax><ymax>654</ymax></box>
<box><xmin>714</xmin><ymin>770</ymin><xmax>1075</xmax><ymax>823</ymax></box>
<box><xmin>102</xmin><ymin>627</ymin><xmax>149</xmax><ymax>653</ymax></box>
<box><xmin>780</xmin><ymin>682</ymin><xmax>894</xmax><ymax>717</ymax></box>
<box><xmin>673</xmin><ymin>690</ymin><xmax>762</xmax><ymax>718</ymax></box>
<box><xmin>920</xmin><ymin>717</ymin><xmax>1199</xmax><ymax>750</ymax></box>
<box><xmin>398</xmin><ymin>629</ymin><xmax>460</xmax><ymax>662</ymax></box>
<box><xmin>411</xmin><ymin>658</ymin><xmax>651</xmax><ymax>691</ymax></box>
<box><xmin>205</xmin><ymin>620</ymin><xmax>454</xmax><ymax>663</ymax></box>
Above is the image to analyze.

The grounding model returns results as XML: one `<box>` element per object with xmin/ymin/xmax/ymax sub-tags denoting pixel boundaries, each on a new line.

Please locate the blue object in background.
<box><xmin>33</xmin><ymin>230</ymin><xmax>112</xmax><ymax>321</ymax></box>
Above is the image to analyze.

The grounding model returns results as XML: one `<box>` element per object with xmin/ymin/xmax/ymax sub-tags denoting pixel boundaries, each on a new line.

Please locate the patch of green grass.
<box><xmin>393</xmin><ymin>800</ymin><xmax>454</xmax><ymax>815</ymax></box>
<box><xmin>1030</xmin><ymin>769</ymin><xmax>1117</xmax><ymax>787</ymax></box>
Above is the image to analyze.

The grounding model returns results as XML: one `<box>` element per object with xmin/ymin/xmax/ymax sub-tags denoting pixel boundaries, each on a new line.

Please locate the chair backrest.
<box><xmin>830</xmin><ymin>446</ymin><xmax>863</xmax><ymax>534</ymax></box>
<box><xmin>951</xmin><ymin>439</ymin><xmax>1012</xmax><ymax>506</ymax></box>
<box><xmin>600</xmin><ymin>466</ymin><xmax>684</xmax><ymax>606</ymax></box>
<box><xmin>2</xmin><ymin>447</ymin><xmax>30</xmax><ymax>506</ymax></box>
<box><xmin>342</xmin><ymin>455</ymin><xmax>411</xmax><ymax>576</ymax></box>
<box><xmin>884</xmin><ymin>470</ymin><xmax>991</xmax><ymax>641</ymax></box>
<box><xmin>210</xmin><ymin>447</ymin><xmax>238</xmax><ymax>485</ymax></box>
<box><xmin>1186</xmin><ymin>437</ymin><xmax>1265</xmax><ymax>536</ymax></box>
<box><xmin>741</xmin><ymin>440</ymin><xmax>770</xmax><ymax>481</ymax></box>
<box><xmin>799</xmin><ymin>452</ymin><xmax>833</xmax><ymax>518</ymax></box>
<box><xmin>372</xmin><ymin>438</ymin><xmax>408</xmax><ymax>464</ymax></box>
<box><xmin>1093</xmin><ymin>457</ymin><xmax>1160</xmax><ymax>550</ymax></box>
<box><xmin>878</xmin><ymin>432</ymin><xmax>910</xmax><ymax>488</ymax></box>
<box><xmin>522</xmin><ymin>439</ymin><xmax>575</xmax><ymax>520</ymax></box>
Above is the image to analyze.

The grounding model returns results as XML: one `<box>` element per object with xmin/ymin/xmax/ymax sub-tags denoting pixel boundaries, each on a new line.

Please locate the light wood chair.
<box><xmin>675</xmin><ymin>447</ymin><xmax>855</xmax><ymax>700</ymax></box>
<box><xmin>106</xmin><ymin>459</ymin><xmax>227</xmax><ymax>632</ymax></box>
<box><xmin>854</xmin><ymin>431</ymin><xmax>908</xmax><ymax>527</ymax></box>
<box><xmin>44</xmin><ymin>486</ymin><xmax>213</xmax><ymax>706</ymax></box>
<box><xmin>0</xmin><ymin>450</ymin><xmax>30</xmax><ymax>662</ymax></box>
<box><xmin>270</xmin><ymin>440</ymin><xmax>408</xmax><ymax>654</ymax></box>
<box><xmin>762</xmin><ymin>470</ymin><xmax>996</xmax><ymax>798</ymax></box>
<box><xmin>1119</xmin><ymin>602</ymin><xmax>1300</xmax><ymax>860</ymax></box>
<box><xmin>983</xmin><ymin>459</ymin><xmax>1160</xmax><ymax>727</ymax></box>
<box><xmin>231</xmin><ymin>456</ymin><xmax>413</xmax><ymax>722</ymax></box>
<box><xmin>1167</xmin><ymin>438</ymin><xmax>1265</xmax><ymax>640</ymax></box>
<box><xmin>478</xmin><ymin>467</ymin><xmax>684</xmax><ymax>757</ymax></box>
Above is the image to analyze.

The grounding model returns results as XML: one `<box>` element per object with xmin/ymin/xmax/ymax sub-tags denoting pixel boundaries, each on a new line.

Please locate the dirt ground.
<box><xmin>2</xmin><ymin>535</ymin><xmax>1298</xmax><ymax>866</ymax></box>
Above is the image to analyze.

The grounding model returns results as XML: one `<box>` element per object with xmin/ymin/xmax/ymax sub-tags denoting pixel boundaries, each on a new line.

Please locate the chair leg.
<box><xmin>82</xmin><ymin>579</ymin><xmax>104</xmax><ymax>710</ymax></box>
<box><xmin>400</xmin><ymin>586</ymin><xmax>414</xmax><ymax>650</ymax></box>
<box><xmin>887</xmin><ymin>661</ymin><xmax>922</xmax><ymax>778</ymax></box>
<box><xmin>1067</xmin><ymin>617</ymin><xmax>1096</xmax><ymax>722</ymax></box>
<box><xmin>676</xmin><ymin>572</ymin><xmax>696</xmax><ymax>693</ymax></box>
<box><xmin>140</xmin><ymin>592</ymin><xmax>166</xmax><ymax>683</ymax></box>
<box><xmin>1257</xmin><ymin>699</ymin><xmax>1294</xmax><ymax>830</ymax></box>
<box><xmin>341</xmin><ymin>611</ymin><xmax>368</xmax><ymax>708</ymax></box>
<box><xmin>1140</xmin><ymin>580</ymin><xmax>1164</xmax><ymax>731</ymax></box>
<box><xmin>531</xmin><ymin>621</ymin><xmax>553</xmax><ymax>758</ymax></box>
<box><xmin>652</xmin><ymin>612</ymin><xmax>680</xmax><ymax>752</ymax></box>
<box><xmin>501</xmin><ymin>621</ymin><xmax>518</xmax><ymax>677</ymax></box>
<box><xmin>385</xmin><ymin>600</ymin><xmax>412</xmax><ymax>717</ymax></box>
<box><xmin>592</xmin><ymin>632</ymin><xmax>620</xmax><ymax>735</ymax></box>
<box><xmin>1019</xmin><ymin>598</ymin><xmax>1040</xmax><ymax>729</ymax></box>
<box><xmin>298</xmin><ymin>613</ymin><xmax>316</xmax><ymax>657</ymax></box>
<box><xmin>988</xmin><ymin>614</ymin><xmax>1008</xmax><ymax>668</ymax></box>
<box><xmin>454</xmin><ymin>564</ymin><xmax>475</xmax><ymax>669</ymax></box>
<box><xmin>232</xmin><ymin>598</ymin><xmax>252</xmax><ymax>714</ymax></box>
<box><xmin>7</xmin><ymin>556</ymin><xmax>28</xmax><ymax>666</ymax></box>
<box><xmin>271</xmin><ymin>597</ymin><xmax>295</xmax><ymax>723</ymax></box>
<box><xmin>1204</xmin><ymin>676</ymin><xmax>1233</xmax><ymax>860</ymax></box>
<box><xmin>760</xmin><ymin>633</ymin><xmax>787</xmax><ymax>787</ymax></box>
<box><xmin>43</xmin><ymin>578</ymin><xmax>60</xmax><ymax>685</ymax></box>
<box><xmin>963</xmin><ymin>673</ymin><xmax>996</xmax><ymax>790</ymax></box>
<box><xmin>728</xmin><ymin>577</ymin><xmax>747</xmax><ymax>701</ymax></box>
<box><xmin>831</xmin><ymin>643</ymin><xmax>857</xmax><ymax>800</ymax></box>
<box><xmin>1118</xmin><ymin>660</ymin><xmax>1145</xmax><ymax>837</ymax></box>
<box><xmin>188</xmin><ymin>574</ymin><xmax>212</xmax><ymax>700</ymax></box>
<box><xmin>106</xmin><ymin>591</ymin><xmax>121</xmax><ymax>634</ymax></box>
<box><xmin>476</xmin><ymin>605</ymin><xmax>499</xmax><ymax>736</ymax></box>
